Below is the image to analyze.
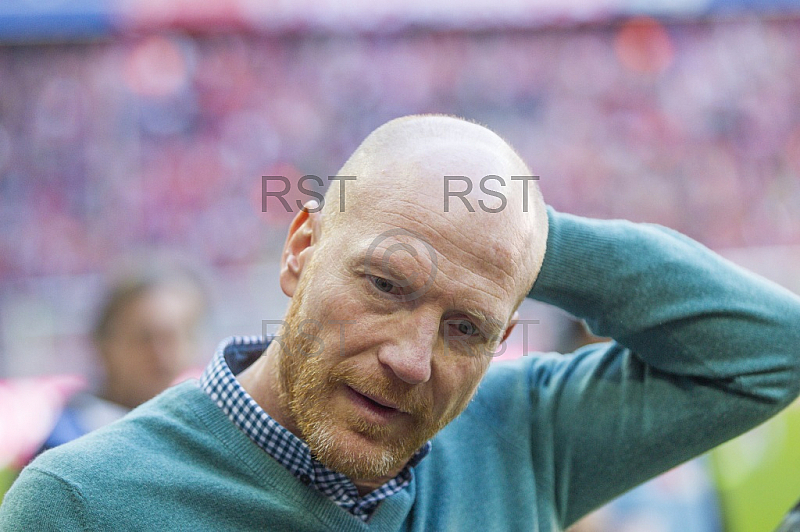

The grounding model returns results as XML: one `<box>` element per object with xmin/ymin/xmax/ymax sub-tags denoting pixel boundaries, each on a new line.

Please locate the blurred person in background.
<box><xmin>39</xmin><ymin>254</ymin><xmax>209</xmax><ymax>452</ymax></box>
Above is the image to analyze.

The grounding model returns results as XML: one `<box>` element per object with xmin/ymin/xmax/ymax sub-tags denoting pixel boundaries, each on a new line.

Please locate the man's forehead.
<box><xmin>349</xmin><ymin>220</ymin><xmax>516</xmax><ymax>275</ymax></box>
<box><xmin>321</xmin><ymin>141</ymin><xmax>543</xmax><ymax>314</ymax></box>
<box><xmin>345</xmin><ymin>229</ymin><xmax>521</xmax><ymax>323</ymax></box>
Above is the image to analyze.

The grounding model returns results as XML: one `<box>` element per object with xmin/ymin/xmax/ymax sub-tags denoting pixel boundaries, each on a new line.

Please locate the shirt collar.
<box><xmin>200</xmin><ymin>335</ymin><xmax>431</xmax><ymax>521</ymax></box>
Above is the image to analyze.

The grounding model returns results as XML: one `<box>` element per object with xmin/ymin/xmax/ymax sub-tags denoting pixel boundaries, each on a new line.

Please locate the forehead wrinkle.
<box><xmin>427</xmin><ymin>209</ymin><xmax>524</xmax><ymax>294</ymax></box>
<box><xmin>436</xmin><ymin>248</ymin><xmax>517</xmax><ymax>306</ymax></box>
<box><xmin>434</xmin><ymin>265</ymin><xmax>512</xmax><ymax>325</ymax></box>
<box><xmin>373</xmin><ymin>203</ymin><xmax>525</xmax><ymax>306</ymax></box>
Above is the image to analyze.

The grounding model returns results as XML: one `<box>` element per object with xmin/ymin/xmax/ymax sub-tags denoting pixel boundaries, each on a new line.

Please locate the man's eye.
<box><xmin>371</xmin><ymin>276</ymin><xmax>397</xmax><ymax>294</ymax></box>
<box><xmin>451</xmin><ymin>320</ymin><xmax>478</xmax><ymax>336</ymax></box>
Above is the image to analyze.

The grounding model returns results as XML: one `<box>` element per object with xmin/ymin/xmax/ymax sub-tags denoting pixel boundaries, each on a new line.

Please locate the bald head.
<box><xmin>317</xmin><ymin>114</ymin><xmax>548</xmax><ymax>303</ymax></box>
<box><xmin>325</xmin><ymin>116</ymin><xmax>536</xmax><ymax>215</ymax></box>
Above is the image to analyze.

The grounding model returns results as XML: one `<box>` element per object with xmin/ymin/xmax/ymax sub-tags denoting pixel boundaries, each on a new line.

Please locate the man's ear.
<box><xmin>500</xmin><ymin>311</ymin><xmax>519</xmax><ymax>344</ymax></box>
<box><xmin>279</xmin><ymin>201</ymin><xmax>321</xmax><ymax>297</ymax></box>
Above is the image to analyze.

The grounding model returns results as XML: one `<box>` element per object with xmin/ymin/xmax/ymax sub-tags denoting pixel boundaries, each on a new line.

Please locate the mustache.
<box><xmin>328</xmin><ymin>364</ymin><xmax>432</xmax><ymax>417</ymax></box>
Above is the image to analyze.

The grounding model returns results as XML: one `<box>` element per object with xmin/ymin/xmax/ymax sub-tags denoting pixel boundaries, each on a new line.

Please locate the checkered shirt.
<box><xmin>200</xmin><ymin>335</ymin><xmax>431</xmax><ymax>522</ymax></box>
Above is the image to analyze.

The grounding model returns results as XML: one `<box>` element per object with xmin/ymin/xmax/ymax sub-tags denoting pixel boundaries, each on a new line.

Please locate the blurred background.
<box><xmin>1</xmin><ymin>1</ymin><xmax>799</xmax><ymax>530</ymax></box>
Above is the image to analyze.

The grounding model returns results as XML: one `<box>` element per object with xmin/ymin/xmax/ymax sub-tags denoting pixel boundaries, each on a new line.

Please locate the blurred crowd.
<box><xmin>1</xmin><ymin>17</ymin><xmax>799</xmax><ymax>285</ymax></box>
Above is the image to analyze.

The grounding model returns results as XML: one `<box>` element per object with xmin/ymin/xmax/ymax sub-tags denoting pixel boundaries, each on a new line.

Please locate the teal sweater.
<box><xmin>3</xmin><ymin>210</ymin><xmax>800</xmax><ymax>531</ymax></box>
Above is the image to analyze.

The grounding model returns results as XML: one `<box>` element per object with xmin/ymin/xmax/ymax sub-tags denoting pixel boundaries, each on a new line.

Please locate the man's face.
<box><xmin>100</xmin><ymin>286</ymin><xmax>202</xmax><ymax>407</ymax></box>
<box><xmin>276</xmin><ymin>201</ymin><xmax>525</xmax><ymax>481</ymax></box>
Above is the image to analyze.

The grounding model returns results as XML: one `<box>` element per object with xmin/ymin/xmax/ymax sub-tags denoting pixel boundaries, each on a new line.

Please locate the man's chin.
<box><xmin>304</xmin><ymin>423</ymin><xmax>411</xmax><ymax>480</ymax></box>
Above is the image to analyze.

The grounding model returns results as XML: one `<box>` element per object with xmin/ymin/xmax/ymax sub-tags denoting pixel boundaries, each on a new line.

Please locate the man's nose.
<box><xmin>376</xmin><ymin>317</ymin><xmax>438</xmax><ymax>385</ymax></box>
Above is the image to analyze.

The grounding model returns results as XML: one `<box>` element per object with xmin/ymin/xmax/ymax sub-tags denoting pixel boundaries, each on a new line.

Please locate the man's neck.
<box><xmin>237</xmin><ymin>341</ymin><xmax>295</xmax><ymax>434</ymax></box>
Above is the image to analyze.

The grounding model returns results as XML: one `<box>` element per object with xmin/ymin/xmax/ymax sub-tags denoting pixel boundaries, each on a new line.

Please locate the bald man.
<box><xmin>2</xmin><ymin>115</ymin><xmax>800</xmax><ymax>531</ymax></box>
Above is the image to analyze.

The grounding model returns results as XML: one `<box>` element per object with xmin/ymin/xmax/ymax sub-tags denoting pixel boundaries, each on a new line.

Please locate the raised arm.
<box><xmin>527</xmin><ymin>207</ymin><xmax>800</xmax><ymax>527</ymax></box>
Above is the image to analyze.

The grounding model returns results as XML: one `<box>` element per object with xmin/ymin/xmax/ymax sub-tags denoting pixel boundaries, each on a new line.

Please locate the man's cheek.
<box><xmin>296</xmin><ymin>319</ymin><xmax>326</xmax><ymax>357</ymax></box>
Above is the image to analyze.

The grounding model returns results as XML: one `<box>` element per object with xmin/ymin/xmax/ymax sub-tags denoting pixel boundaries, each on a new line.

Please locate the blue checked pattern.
<box><xmin>201</xmin><ymin>336</ymin><xmax>431</xmax><ymax>522</ymax></box>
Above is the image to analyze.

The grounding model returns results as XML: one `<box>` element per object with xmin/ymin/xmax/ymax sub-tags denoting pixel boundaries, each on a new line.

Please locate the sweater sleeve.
<box><xmin>527</xmin><ymin>207</ymin><xmax>800</xmax><ymax>527</ymax></box>
<box><xmin>0</xmin><ymin>467</ymin><xmax>90</xmax><ymax>531</ymax></box>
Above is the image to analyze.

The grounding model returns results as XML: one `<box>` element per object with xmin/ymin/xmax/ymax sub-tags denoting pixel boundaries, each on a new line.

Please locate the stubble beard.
<box><xmin>276</xmin><ymin>286</ymin><xmax>458</xmax><ymax>481</ymax></box>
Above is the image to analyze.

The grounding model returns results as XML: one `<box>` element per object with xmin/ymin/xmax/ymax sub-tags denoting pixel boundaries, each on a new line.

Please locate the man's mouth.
<box><xmin>346</xmin><ymin>386</ymin><xmax>404</xmax><ymax>423</ymax></box>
